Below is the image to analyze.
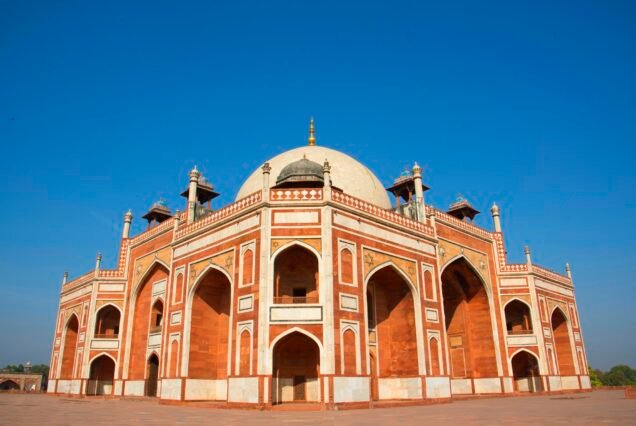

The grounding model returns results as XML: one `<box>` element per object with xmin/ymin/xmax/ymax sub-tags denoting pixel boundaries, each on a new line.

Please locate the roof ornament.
<box><xmin>308</xmin><ymin>117</ymin><xmax>316</xmax><ymax>146</ymax></box>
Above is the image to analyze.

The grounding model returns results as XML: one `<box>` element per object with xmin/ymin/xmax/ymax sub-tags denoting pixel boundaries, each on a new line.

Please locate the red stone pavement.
<box><xmin>1</xmin><ymin>390</ymin><xmax>634</xmax><ymax>425</ymax></box>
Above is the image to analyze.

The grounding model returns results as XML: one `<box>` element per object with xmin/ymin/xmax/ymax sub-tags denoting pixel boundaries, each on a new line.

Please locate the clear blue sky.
<box><xmin>1</xmin><ymin>1</ymin><xmax>634</xmax><ymax>370</ymax></box>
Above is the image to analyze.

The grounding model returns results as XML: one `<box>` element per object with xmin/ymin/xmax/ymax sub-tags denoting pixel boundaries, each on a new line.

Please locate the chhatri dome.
<box><xmin>236</xmin><ymin>118</ymin><xmax>392</xmax><ymax>209</ymax></box>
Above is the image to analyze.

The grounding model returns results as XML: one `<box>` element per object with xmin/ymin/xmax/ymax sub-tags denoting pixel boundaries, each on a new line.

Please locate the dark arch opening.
<box><xmin>0</xmin><ymin>380</ymin><xmax>20</xmax><ymax>391</ymax></box>
<box><xmin>442</xmin><ymin>257</ymin><xmax>498</xmax><ymax>379</ymax></box>
<box><xmin>146</xmin><ymin>354</ymin><xmax>159</xmax><ymax>397</ymax></box>
<box><xmin>150</xmin><ymin>299</ymin><xmax>164</xmax><ymax>333</ymax></box>
<box><xmin>274</xmin><ymin>245</ymin><xmax>319</xmax><ymax>304</ymax></box>
<box><xmin>505</xmin><ymin>300</ymin><xmax>533</xmax><ymax>334</ymax></box>
<box><xmin>188</xmin><ymin>268</ymin><xmax>231</xmax><ymax>380</ymax></box>
<box><xmin>511</xmin><ymin>351</ymin><xmax>542</xmax><ymax>392</ymax></box>
<box><xmin>272</xmin><ymin>332</ymin><xmax>320</xmax><ymax>404</ymax></box>
<box><xmin>94</xmin><ymin>305</ymin><xmax>121</xmax><ymax>338</ymax></box>
<box><xmin>88</xmin><ymin>355</ymin><xmax>115</xmax><ymax>395</ymax></box>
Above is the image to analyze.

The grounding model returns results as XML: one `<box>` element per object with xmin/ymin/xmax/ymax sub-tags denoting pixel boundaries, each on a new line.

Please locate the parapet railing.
<box><xmin>427</xmin><ymin>206</ymin><xmax>493</xmax><ymax>240</ymax></box>
<box><xmin>332</xmin><ymin>190</ymin><xmax>435</xmax><ymax>237</ymax></box>
<box><xmin>533</xmin><ymin>264</ymin><xmax>571</xmax><ymax>285</ymax></box>
<box><xmin>273</xmin><ymin>296</ymin><xmax>319</xmax><ymax>304</ymax></box>
<box><xmin>270</xmin><ymin>188</ymin><xmax>323</xmax><ymax>201</ymax></box>
<box><xmin>175</xmin><ymin>191</ymin><xmax>262</xmax><ymax>239</ymax></box>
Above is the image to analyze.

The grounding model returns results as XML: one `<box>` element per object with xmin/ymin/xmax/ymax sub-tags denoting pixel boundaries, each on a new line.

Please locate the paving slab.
<box><xmin>1</xmin><ymin>391</ymin><xmax>634</xmax><ymax>425</ymax></box>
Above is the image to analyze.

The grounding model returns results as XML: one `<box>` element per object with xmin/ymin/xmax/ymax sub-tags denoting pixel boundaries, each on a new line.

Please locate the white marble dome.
<box><xmin>236</xmin><ymin>145</ymin><xmax>392</xmax><ymax>209</ymax></box>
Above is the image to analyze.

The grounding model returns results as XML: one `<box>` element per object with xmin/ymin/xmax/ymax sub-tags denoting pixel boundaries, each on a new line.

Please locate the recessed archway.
<box><xmin>60</xmin><ymin>314</ymin><xmax>79</xmax><ymax>379</ymax></box>
<box><xmin>87</xmin><ymin>354</ymin><xmax>116</xmax><ymax>395</ymax></box>
<box><xmin>188</xmin><ymin>267</ymin><xmax>231</xmax><ymax>379</ymax></box>
<box><xmin>510</xmin><ymin>350</ymin><xmax>542</xmax><ymax>392</ymax></box>
<box><xmin>505</xmin><ymin>300</ymin><xmax>533</xmax><ymax>334</ymax></box>
<box><xmin>0</xmin><ymin>380</ymin><xmax>19</xmax><ymax>391</ymax></box>
<box><xmin>272</xmin><ymin>331</ymin><xmax>320</xmax><ymax>404</ymax></box>
<box><xmin>442</xmin><ymin>257</ymin><xmax>498</xmax><ymax>379</ymax></box>
<box><xmin>551</xmin><ymin>308</ymin><xmax>576</xmax><ymax>375</ymax></box>
<box><xmin>146</xmin><ymin>353</ymin><xmax>159</xmax><ymax>397</ymax></box>
<box><xmin>94</xmin><ymin>305</ymin><xmax>121</xmax><ymax>338</ymax></box>
<box><xmin>128</xmin><ymin>263</ymin><xmax>169</xmax><ymax>380</ymax></box>
<box><xmin>273</xmin><ymin>244</ymin><xmax>319</xmax><ymax>304</ymax></box>
<box><xmin>366</xmin><ymin>264</ymin><xmax>419</xmax><ymax>380</ymax></box>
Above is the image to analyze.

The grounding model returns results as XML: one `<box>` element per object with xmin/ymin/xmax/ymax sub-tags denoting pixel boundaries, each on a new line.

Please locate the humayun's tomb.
<box><xmin>48</xmin><ymin>120</ymin><xmax>590</xmax><ymax>408</ymax></box>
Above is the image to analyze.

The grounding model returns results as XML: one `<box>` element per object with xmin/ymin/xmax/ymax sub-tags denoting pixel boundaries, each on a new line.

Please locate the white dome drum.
<box><xmin>236</xmin><ymin>145</ymin><xmax>392</xmax><ymax>209</ymax></box>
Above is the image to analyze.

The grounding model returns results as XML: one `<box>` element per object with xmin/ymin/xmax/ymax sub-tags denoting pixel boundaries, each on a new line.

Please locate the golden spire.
<box><xmin>308</xmin><ymin>117</ymin><xmax>316</xmax><ymax>146</ymax></box>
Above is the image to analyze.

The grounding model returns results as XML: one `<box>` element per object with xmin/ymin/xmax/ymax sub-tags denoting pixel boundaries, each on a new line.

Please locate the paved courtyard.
<box><xmin>1</xmin><ymin>391</ymin><xmax>634</xmax><ymax>425</ymax></box>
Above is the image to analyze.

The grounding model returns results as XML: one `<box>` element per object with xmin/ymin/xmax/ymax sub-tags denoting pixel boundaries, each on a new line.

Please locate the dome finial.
<box><xmin>308</xmin><ymin>117</ymin><xmax>316</xmax><ymax>146</ymax></box>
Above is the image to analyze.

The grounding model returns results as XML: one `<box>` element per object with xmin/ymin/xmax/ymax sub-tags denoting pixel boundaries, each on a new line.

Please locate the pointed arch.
<box><xmin>272</xmin><ymin>242</ymin><xmax>320</xmax><ymax>304</ymax></box>
<box><xmin>87</xmin><ymin>353</ymin><xmax>116</xmax><ymax>396</ymax></box>
<box><xmin>59</xmin><ymin>313</ymin><xmax>80</xmax><ymax>379</ymax></box>
<box><xmin>551</xmin><ymin>306</ymin><xmax>576</xmax><ymax>375</ymax></box>
<box><xmin>504</xmin><ymin>299</ymin><xmax>533</xmax><ymax>334</ymax></box>
<box><xmin>510</xmin><ymin>349</ymin><xmax>542</xmax><ymax>392</ymax></box>
<box><xmin>126</xmin><ymin>262</ymin><xmax>169</xmax><ymax>380</ymax></box>
<box><xmin>271</xmin><ymin>329</ymin><xmax>322</xmax><ymax>404</ymax></box>
<box><xmin>94</xmin><ymin>304</ymin><xmax>121</xmax><ymax>338</ymax></box>
<box><xmin>441</xmin><ymin>255</ymin><xmax>499</xmax><ymax>380</ymax></box>
<box><xmin>364</xmin><ymin>262</ymin><xmax>424</xmax><ymax>378</ymax></box>
<box><xmin>184</xmin><ymin>264</ymin><xmax>233</xmax><ymax>379</ymax></box>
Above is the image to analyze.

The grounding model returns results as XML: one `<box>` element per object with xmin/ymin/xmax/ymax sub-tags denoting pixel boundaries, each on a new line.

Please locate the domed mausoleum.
<box><xmin>48</xmin><ymin>120</ymin><xmax>590</xmax><ymax>409</ymax></box>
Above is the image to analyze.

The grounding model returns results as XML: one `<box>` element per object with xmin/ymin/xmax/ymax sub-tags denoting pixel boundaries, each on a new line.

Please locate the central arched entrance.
<box><xmin>188</xmin><ymin>268</ymin><xmax>231</xmax><ymax>380</ymax></box>
<box><xmin>442</xmin><ymin>257</ymin><xmax>498</xmax><ymax>381</ymax></box>
<box><xmin>0</xmin><ymin>380</ymin><xmax>19</xmax><ymax>391</ymax></box>
<box><xmin>273</xmin><ymin>245</ymin><xmax>319</xmax><ymax>304</ymax></box>
<box><xmin>366</xmin><ymin>264</ymin><xmax>419</xmax><ymax>400</ymax></box>
<box><xmin>87</xmin><ymin>355</ymin><xmax>115</xmax><ymax>395</ymax></box>
<box><xmin>510</xmin><ymin>350</ymin><xmax>542</xmax><ymax>392</ymax></box>
<box><xmin>272</xmin><ymin>332</ymin><xmax>320</xmax><ymax>404</ymax></box>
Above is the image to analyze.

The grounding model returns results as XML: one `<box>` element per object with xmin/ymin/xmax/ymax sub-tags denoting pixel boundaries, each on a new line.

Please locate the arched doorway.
<box><xmin>551</xmin><ymin>308</ymin><xmax>576</xmax><ymax>375</ymax></box>
<box><xmin>129</xmin><ymin>264</ymin><xmax>169</xmax><ymax>381</ymax></box>
<box><xmin>94</xmin><ymin>305</ymin><xmax>121</xmax><ymax>338</ymax></box>
<box><xmin>442</xmin><ymin>258</ymin><xmax>498</xmax><ymax>380</ymax></box>
<box><xmin>87</xmin><ymin>355</ymin><xmax>115</xmax><ymax>395</ymax></box>
<box><xmin>0</xmin><ymin>380</ymin><xmax>19</xmax><ymax>391</ymax></box>
<box><xmin>188</xmin><ymin>268</ymin><xmax>231</xmax><ymax>380</ymax></box>
<box><xmin>511</xmin><ymin>351</ymin><xmax>542</xmax><ymax>392</ymax></box>
<box><xmin>505</xmin><ymin>300</ymin><xmax>533</xmax><ymax>334</ymax></box>
<box><xmin>366</xmin><ymin>264</ymin><xmax>418</xmax><ymax>400</ymax></box>
<box><xmin>274</xmin><ymin>245</ymin><xmax>319</xmax><ymax>304</ymax></box>
<box><xmin>146</xmin><ymin>354</ymin><xmax>159</xmax><ymax>397</ymax></box>
<box><xmin>272</xmin><ymin>332</ymin><xmax>320</xmax><ymax>404</ymax></box>
<box><xmin>60</xmin><ymin>315</ymin><xmax>79</xmax><ymax>379</ymax></box>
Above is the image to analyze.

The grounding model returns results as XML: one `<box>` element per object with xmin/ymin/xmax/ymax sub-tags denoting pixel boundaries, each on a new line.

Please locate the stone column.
<box><xmin>187</xmin><ymin>166</ymin><xmax>200</xmax><ymax>223</ymax></box>
<box><xmin>412</xmin><ymin>162</ymin><xmax>425</xmax><ymax>223</ymax></box>
<box><xmin>262</xmin><ymin>161</ymin><xmax>271</xmax><ymax>200</ymax></box>
<box><xmin>122</xmin><ymin>210</ymin><xmax>133</xmax><ymax>239</ymax></box>
<box><xmin>323</xmin><ymin>159</ymin><xmax>331</xmax><ymax>200</ymax></box>
<box><xmin>490</xmin><ymin>203</ymin><xmax>502</xmax><ymax>233</ymax></box>
<box><xmin>94</xmin><ymin>253</ymin><xmax>102</xmax><ymax>277</ymax></box>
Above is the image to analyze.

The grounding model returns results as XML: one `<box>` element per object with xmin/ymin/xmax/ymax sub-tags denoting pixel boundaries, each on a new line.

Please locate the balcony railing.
<box><xmin>507</xmin><ymin>329</ymin><xmax>533</xmax><ymax>335</ymax></box>
<box><xmin>94</xmin><ymin>333</ymin><xmax>119</xmax><ymax>339</ymax></box>
<box><xmin>149</xmin><ymin>326</ymin><xmax>162</xmax><ymax>334</ymax></box>
<box><xmin>273</xmin><ymin>296</ymin><xmax>319</xmax><ymax>304</ymax></box>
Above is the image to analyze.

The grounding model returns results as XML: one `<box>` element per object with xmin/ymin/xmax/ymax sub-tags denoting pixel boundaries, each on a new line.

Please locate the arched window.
<box><xmin>340</xmin><ymin>248</ymin><xmax>353</xmax><ymax>284</ymax></box>
<box><xmin>94</xmin><ymin>305</ymin><xmax>121</xmax><ymax>338</ymax></box>
<box><xmin>342</xmin><ymin>329</ymin><xmax>356</xmax><ymax>375</ymax></box>
<box><xmin>505</xmin><ymin>300</ymin><xmax>533</xmax><ymax>334</ymax></box>
<box><xmin>242</xmin><ymin>249</ymin><xmax>254</xmax><ymax>285</ymax></box>
<box><xmin>274</xmin><ymin>245</ymin><xmax>319</xmax><ymax>304</ymax></box>
<box><xmin>150</xmin><ymin>300</ymin><xmax>164</xmax><ymax>333</ymax></box>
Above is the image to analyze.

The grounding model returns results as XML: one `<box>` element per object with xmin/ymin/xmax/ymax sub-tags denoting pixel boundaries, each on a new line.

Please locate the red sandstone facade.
<box><xmin>48</xmin><ymin>129</ymin><xmax>590</xmax><ymax>408</ymax></box>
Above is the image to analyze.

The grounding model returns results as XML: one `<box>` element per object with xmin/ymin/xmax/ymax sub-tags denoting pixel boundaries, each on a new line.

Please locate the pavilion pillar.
<box><xmin>187</xmin><ymin>167</ymin><xmax>200</xmax><ymax>223</ymax></box>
